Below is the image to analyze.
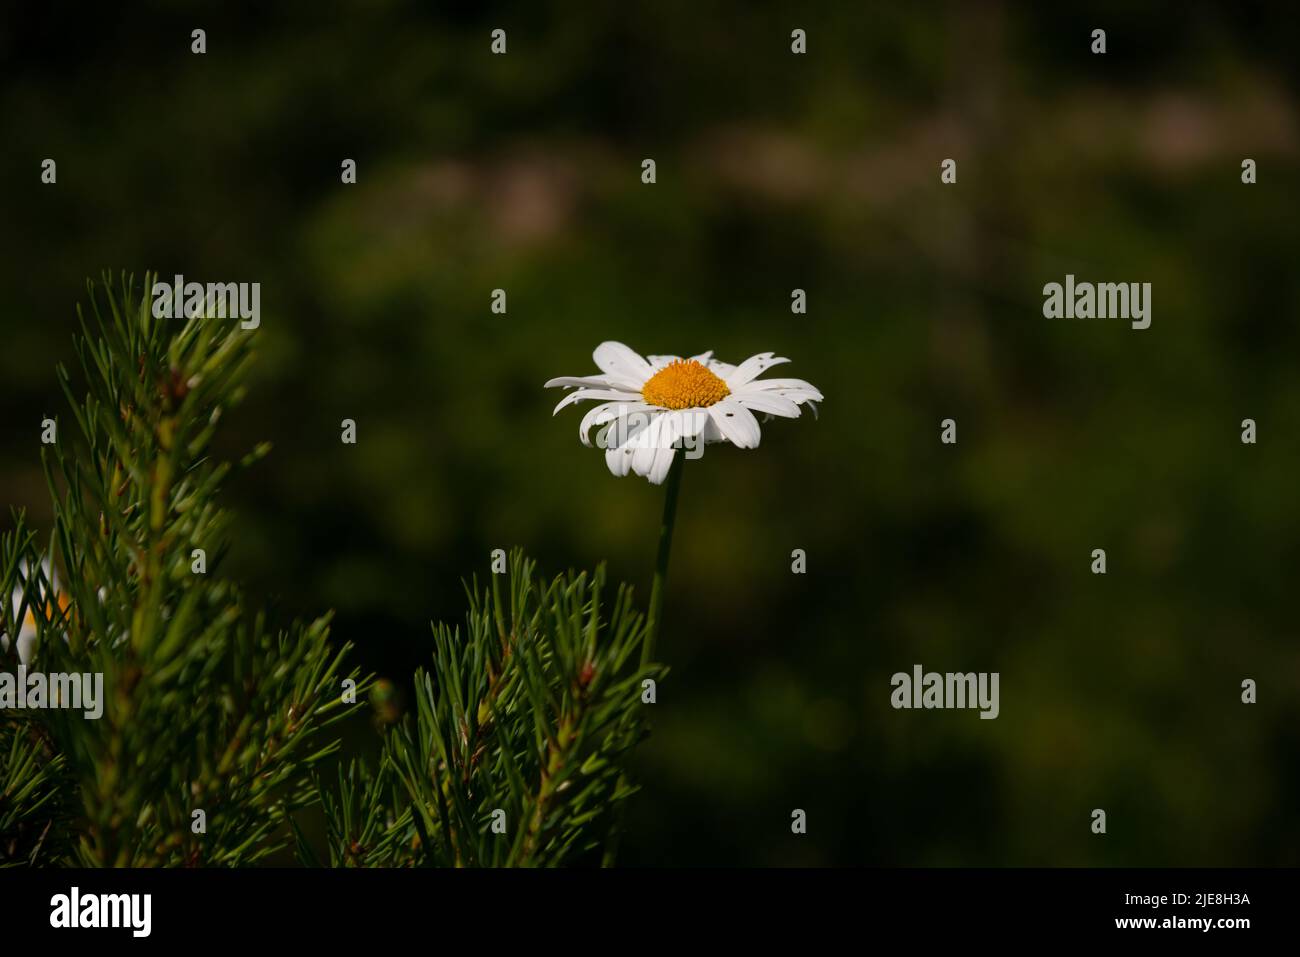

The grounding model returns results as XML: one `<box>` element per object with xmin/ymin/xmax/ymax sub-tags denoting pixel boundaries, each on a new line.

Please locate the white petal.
<box><xmin>734</xmin><ymin>390</ymin><xmax>801</xmax><ymax>418</ymax></box>
<box><xmin>630</xmin><ymin>414</ymin><xmax>672</xmax><ymax>476</ymax></box>
<box><xmin>646</xmin><ymin>411</ymin><xmax>690</xmax><ymax>483</ymax></box>
<box><xmin>646</xmin><ymin>355</ymin><xmax>682</xmax><ymax>370</ymax></box>
<box><xmin>647</xmin><ymin>445</ymin><xmax>678</xmax><ymax>484</ymax></box>
<box><xmin>707</xmin><ymin>397</ymin><xmax>763</xmax><ymax>449</ymax></box>
<box><xmin>606</xmin><ymin>441</ymin><xmax>636</xmax><ymax>477</ymax></box>
<box><xmin>742</xmin><ymin>377</ymin><xmax>823</xmax><ymax>401</ymax></box>
<box><xmin>1</xmin><ymin>620</ymin><xmax>38</xmax><ymax>666</ymax></box>
<box><xmin>770</xmin><ymin>391</ymin><xmax>820</xmax><ymax>407</ymax></box>
<box><xmin>545</xmin><ymin>374</ymin><xmax>641</xmax><ymax>391</ymax></box>
<box><xmin>579</xmin><ymin>401</ymin><xmax>653</xmax><ymax>446</ymax></box>
<box><xmin>689</xmin><ymin>350</ymin><xmax>714</xmax><ymax>364</ymax></box>
<box><xmin>679</xmin><ymin>408</ymin><xmax>710</xmax><ymax>439</ymax></box>
<box><xmin>676</xmin><ymin>410</ymin><xmax>710</xmax><ymax>460</ymax></box>
<box><xmin>595</xmin><ymin>404</ymin><xmax>659</xmax><ymax>451</ymax></box>
<box><xmin>593</xmin><ymin>341</ymin><xmax>653</xmax><ymax>382</ymax></box>
<box><xmin>725</xmin><ymin>353</ymin><xmax>791</xmax><ymax>388</ymax></box>
<box><xmin>658</xmin><ymin>410</ymin><xmax>685</xmax><ymax>448</ymax></box>
<box><xmin>552</xmin><ymin>388</ymin><xmax>642</xmax><ymax>415</ymax></box>
<box><xmin>605</xmin><ymin>410</ymin><xmax>658</xmax><ymax>476</ymax></box>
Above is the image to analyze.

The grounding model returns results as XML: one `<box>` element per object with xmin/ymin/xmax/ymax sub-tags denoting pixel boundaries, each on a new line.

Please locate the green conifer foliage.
<box><xmin>1</xmin><ymin>274</ymin><xmax>662</xmax><ymax>868</ymax></box>
<box><xmin>1</xmin><ymin>273</ymin><xmax>363</xmax><ymax>866</ymax></box>
<box><xmin>308</xmin><ymin>552</ymin><xmax>665</xmax><ymax>867</ymax></box>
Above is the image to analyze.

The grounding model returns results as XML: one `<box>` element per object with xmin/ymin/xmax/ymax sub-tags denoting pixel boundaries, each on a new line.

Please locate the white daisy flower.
<box><xmin>544</xmin><ymin>341</ymin><xmax>823</xmax><ymax>484</ymax></box>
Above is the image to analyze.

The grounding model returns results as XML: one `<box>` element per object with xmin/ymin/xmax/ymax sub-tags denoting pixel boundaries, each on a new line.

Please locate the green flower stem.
<box><xmin>604</xmin><ymin>453</ymin><xmax>685</xmax><ymax>867</ymax></box>
<box><xmin>643</xmin><ymin>452</ymin><xmax>684</xmax><ymax>666</ymax></box>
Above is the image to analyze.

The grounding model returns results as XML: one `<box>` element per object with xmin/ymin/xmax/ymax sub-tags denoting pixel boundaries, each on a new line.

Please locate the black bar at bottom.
<box><xmin>0</xmin><ymin>867</ymin><xmax>1286</xmax><ymax>943</ymax></box>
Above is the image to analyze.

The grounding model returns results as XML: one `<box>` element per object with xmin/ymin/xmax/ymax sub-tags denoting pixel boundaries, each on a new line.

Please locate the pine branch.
<box><xmin>0</xmin><ymin>272</ymin><xmax>367</xmax><ymax>866</ymax></box>
<box><xmin>2</xmin><ymin>272</ymin><xmax>660</xmax><ymax>869</ymax></box>
<box><xmin>313</xmin><ymin>550</ymin><xmax>665</xmax><ymax>867</ymax></box>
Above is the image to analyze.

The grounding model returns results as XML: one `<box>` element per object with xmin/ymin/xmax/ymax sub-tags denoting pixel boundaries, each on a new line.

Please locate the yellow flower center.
<box><xmin>641</xmin><ymin>359</ymin><xmax>731</xmax><ymax>410</ymax></box>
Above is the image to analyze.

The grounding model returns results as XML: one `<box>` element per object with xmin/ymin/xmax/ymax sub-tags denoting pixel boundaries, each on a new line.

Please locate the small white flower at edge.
<box><xmin>1</xmin><ymin>559</ymin><xmax>64</xmax><ymax>666</ymax></box>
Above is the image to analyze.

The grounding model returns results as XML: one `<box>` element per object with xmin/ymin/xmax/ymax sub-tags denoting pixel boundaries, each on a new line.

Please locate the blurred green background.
<box><xmin>2</xmin><ymin>1</ymin><xmax>1298</xmax><ymax>865</ymax></box>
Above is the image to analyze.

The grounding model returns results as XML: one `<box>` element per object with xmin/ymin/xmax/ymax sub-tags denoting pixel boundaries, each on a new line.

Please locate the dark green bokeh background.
<box><xmin>2</xmin><ymin>2</ymin><xmax>1298</xmax><ymax>865</ymax></box>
